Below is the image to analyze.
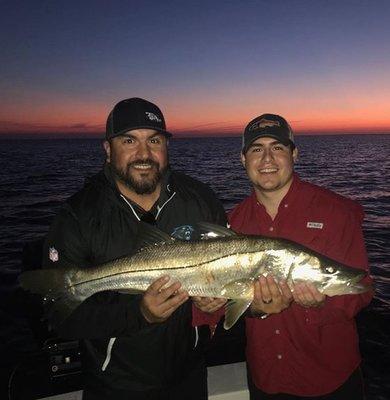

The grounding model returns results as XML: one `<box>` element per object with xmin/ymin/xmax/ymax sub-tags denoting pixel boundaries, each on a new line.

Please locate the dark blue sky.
<box><xmin>1</xmin><ymin>0</ymin><xmax>390</xmax><ymax>136</ymax></box>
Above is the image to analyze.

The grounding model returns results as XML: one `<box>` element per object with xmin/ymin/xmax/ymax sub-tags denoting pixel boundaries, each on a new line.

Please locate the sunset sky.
<box><xmin>1</xmin><ymin>0</ymin><xmax>390</xmax><ymax>137</ymax></box>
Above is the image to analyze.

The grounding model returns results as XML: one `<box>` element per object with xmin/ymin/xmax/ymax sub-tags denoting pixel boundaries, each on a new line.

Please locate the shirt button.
<box><xmin>277</xmin><ymin>354</ymin><xmax>282</xmax><ymax>360</ymax></box>
<box><xmin>275</xmin><ymin>329</ymin><xmax>280</xmax><ymax>334</ymax></box>
<box><xmin>284</xmin><ymin>204</ymin><xmax>288</xmax><ymax>208</ymax></box>
<box><xmin>269</xmin><ymin>227</ymin><xmax>274</xmax><ymax>232</ymax></box>
<box><xmin>305</xmin><ymin>318</ymin><xmax>309</xmax><ymax>323</ymax></box>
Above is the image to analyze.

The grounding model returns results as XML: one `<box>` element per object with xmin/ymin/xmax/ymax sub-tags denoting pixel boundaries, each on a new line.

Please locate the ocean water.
<box><xmin>0</xmin><ymin>135</ymin><xmax>389</xmax><ymax>399</ymax></box>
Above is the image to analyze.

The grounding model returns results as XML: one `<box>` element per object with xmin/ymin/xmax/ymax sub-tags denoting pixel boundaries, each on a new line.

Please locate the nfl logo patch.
<box><xmin>49</xmin><ymin>247</ymin><xmax>59</xmax><ymax>262</ymax></box>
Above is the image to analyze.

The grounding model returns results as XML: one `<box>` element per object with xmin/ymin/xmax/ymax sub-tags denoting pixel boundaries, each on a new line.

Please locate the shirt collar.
<box><xmin>249</xmin><ymin>172</ymin><xmax>301</xmax><ymax>208</ymax></box>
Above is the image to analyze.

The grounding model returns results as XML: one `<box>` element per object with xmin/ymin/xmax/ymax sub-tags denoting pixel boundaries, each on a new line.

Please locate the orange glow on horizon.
<box><xmin>1</xmin><ymin>121</ymin><xmax>389</xmax><ymax>137</ymax></box>
<box><xmin>1</xmin><ymin>96</ymin><xmax>390</xmax><ymax>136</ymax></box>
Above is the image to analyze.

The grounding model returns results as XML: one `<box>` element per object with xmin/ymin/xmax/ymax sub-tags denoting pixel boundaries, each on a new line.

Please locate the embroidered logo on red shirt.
<box><xmin>307</xmin><ymin>222</ymin><xmax>324</xmax><ymax>229</ymax></box>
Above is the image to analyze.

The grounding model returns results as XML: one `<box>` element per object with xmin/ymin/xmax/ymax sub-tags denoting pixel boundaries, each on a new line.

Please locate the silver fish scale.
<box><xmin>127</xmin><ymin>236</ymin><xmax>291</xmax><ymax>270</ymax></box>
<box><xmin>71</xmin><ymin>236</ymin><xmax>301</xmax><ymax>301</ymax></box>
<box><xmin>67</xmin><ymin>234</ymin><xmax>366</xmax><ymax>303</ymax></box>
<box><xmin>70</xmin><ymin>236</ymin><xmax>290</xmax><ymax>286</ymax></box>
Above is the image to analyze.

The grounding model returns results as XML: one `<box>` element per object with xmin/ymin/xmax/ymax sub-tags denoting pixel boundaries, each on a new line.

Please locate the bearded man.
<box><xmin>42</xmin><ymin>98</ymin><xmax>226</xmax><ymax>400</ymax></box>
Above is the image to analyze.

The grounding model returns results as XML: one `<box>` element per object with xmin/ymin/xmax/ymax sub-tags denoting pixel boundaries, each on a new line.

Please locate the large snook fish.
<box><xmin>19</xmin><ymin>223</ymin><xmax>370</xmax><ymax>329</ymax></box>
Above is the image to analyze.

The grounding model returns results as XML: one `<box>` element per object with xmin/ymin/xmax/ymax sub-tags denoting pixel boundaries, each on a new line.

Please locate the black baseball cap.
<box><xmin>106</xmin><ymin>97</ymin><xmax>172</xmax><ymax>140</ymax></box>
<box><xmin>242</xmin><ymin>113</ymin><xmax>295</xmax><ymax>153</ymax></box>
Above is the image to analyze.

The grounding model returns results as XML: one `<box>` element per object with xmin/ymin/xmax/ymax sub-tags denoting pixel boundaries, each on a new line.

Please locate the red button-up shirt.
<box><xmin>228</xmin><ymin>174</ymin><xmax>372</xmax><ymax>396</ymax></box>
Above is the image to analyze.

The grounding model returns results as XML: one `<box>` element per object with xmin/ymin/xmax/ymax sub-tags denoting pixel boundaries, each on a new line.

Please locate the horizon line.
<box><xmin>0</xmin><ymin>130</ymin><xmax>390</xmax><ymax>140</ymax></box>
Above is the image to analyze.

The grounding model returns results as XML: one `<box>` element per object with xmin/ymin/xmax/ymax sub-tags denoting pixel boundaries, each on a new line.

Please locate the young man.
<box><xmin>194</xmin><ymin>114</ymin><xmax>372</xmax><ymax>399</ymax></box>
<box><xmin>42</xmin><ymin>98</ymin><xmax>226</xmax><ymax>400</ymax></box>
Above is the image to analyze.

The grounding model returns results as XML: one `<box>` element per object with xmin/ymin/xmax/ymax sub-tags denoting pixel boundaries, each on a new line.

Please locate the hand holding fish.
<box><xmin>140</xmin><ymin>276</ymin><xmax>189</xmax><ymax>323</ymax></box>
<box><xmin>192</xmin><ymin>296</ymin><xmax>227</xmax><ymax>313</ymax></box>
<box><xmin>250</xmin><ymin>275</ymin><xmax>293</xmax><ymax>316</ymax></box>
<box><xmin>292</xmin><ymin>282</ymin><xmax>326</xmax><ymax>308</ymax></box>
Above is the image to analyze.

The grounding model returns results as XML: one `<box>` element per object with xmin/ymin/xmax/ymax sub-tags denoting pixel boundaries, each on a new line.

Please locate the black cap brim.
<box><xmin>108</xmin><ymin>126</ymin><xmax>172</xmax><ymax>140</ymax></box>
<box><xmin>242</xmin><ymin>133</ymin><xmax>294</xmax><ymax>153</ymax></box>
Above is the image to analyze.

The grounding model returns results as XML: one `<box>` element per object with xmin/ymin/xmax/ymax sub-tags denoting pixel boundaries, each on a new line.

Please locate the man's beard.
<box><xmin>110</xmin><ymin>159</ymin><xmax>165</xmax><ymax>195</ymax></box>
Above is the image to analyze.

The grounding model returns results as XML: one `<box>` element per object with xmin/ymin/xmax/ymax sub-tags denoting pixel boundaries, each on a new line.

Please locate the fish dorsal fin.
<box><xmin>197</xmin><ymin>222</ymin><xmax>237</xmax><ymax>240</ymax></box>
<box><xmin>221</xmin><ymin>280</ymin><xmax>253</xmax><ymax>330</ymax></box>
<box><xmin>134</xmin><ymin>222</ymin><xmax>175</xmax><ymax>251</ymax></box>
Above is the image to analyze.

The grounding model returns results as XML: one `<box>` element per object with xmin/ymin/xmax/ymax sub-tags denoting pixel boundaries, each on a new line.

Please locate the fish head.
<box><xmin>290</xmin><ymin>253</ymin><xmax>368</xmax><ymax>296</ymax></box>
<box><xmin>318</xmin><ymin>262</ymin><xmax>368</xmax><ymax>296</ymax></box>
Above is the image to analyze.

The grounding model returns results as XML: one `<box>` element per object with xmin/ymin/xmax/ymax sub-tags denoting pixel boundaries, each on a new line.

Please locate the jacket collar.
<box><xmin>102</xmin><ymin>163</ymin><xmax>175</xmax><ymax>215</ymax></box>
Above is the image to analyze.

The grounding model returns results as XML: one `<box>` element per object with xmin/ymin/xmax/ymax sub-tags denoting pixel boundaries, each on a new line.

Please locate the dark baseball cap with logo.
<box><xmin>106</xmin><ymin>97</ymin><xmax>172</xmax><ymax>140</ymax></box>
<box><xmin>242</xmin><ymin>113</ymin><xmax>295</xmax><ymax>153</ymax></box>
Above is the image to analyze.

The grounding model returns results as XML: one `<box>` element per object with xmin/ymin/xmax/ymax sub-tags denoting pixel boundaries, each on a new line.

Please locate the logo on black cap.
<box><xmin>145</xmin><ymin>112</ymin><xmax>162</xmax><ymax>123</ymax></box>
<box><xmin>106</xmin><ymin>97</ymin><xmax>172</xmax><ymax>140</ymax></box>
<box><xmin>248</xmin><ymin>118</ymin><xmax>281</xmax><ymax>132</ymax></box>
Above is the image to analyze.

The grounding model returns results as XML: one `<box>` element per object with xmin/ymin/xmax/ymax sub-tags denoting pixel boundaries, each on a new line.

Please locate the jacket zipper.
<box><xmin>156</xmin><ymin>192</ymin><xmax>176</xmax><ymax>219</ymax></box>
<box><xmin>120</xmin><ymin>195</ymin><xmax>141</xmax><ymax>221</ymax></box>
<box><xmin>194</xmin><ymin>326</ymin><xmax>199</xmax><ymax>349</ymax></box>
<box><xmin>101</xmin><ymin>337</ymin><xmax>116</xmax><ymax>371</ymax></box>
<box><xmin>120</xmin><ymin>191</ymin><xmax>177</xmax><ymax>221</ymax></box>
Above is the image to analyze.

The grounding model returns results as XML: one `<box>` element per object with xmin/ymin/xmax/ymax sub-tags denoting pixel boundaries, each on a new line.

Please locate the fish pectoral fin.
<box><xmin>221</xmin><ymin>280</ymin><xmax>253</xmax><ymax>330</ymax></box>
<box><xmin>197</xmin><ymin>222</ymin><xmax>237</xmax><ymax>239</ymax></box>
<box><xmin>224</xmin><ymin>299</ymin><xmax>252</xmax><ymax>330</ymax></box>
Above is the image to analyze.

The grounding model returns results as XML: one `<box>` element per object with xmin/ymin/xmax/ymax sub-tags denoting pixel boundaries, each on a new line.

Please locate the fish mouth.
<box><xmin>347</xmin><ymin>272</ymin><xmax>369</xmax><ymax>293</ymax></box>
<box><xmin>350</xmin><ymin>272</ymin><xmax>365</xmax><ymax>285</ymax></box>
<box><xmin>346</xmin><ymin>270</ymin><xmax>369</xmax><ymax>292</ymax></box>
<box><xmin>325</xmin><ymin>283</ymin><xmax>368</xmax><ymax>296</ymax></box>
<box><xmin>345</xmin><ymin>281</ymin><xmax>372</xmax><ymax>294</ymax></box>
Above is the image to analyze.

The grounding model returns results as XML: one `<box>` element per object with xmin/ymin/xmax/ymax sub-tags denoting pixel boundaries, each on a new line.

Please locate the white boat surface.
<box><xmin>39</xmin><ymin>362</ymin><xmax>249</xmax><ymax>400</ymax></box>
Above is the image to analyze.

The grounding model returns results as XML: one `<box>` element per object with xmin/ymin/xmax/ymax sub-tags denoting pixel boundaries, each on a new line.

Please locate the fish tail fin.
<box><xmin>20</xmin><ymin>269</ymin><xmax>85</xmax><ymax>329</ymax></box>
<box><xmin>224</xmin><ymin>299</ymin><xmax>252</xmax><ymax>330</ymax></box>
<box><xmin>19</xmin><ymin>267</ymin><xmax>79</xmax><ymax>321</ymax></box>
<box><xmin>19</xmin><ymin>268</ymin><xmax>69</xmax><ymax>298</ymax></box>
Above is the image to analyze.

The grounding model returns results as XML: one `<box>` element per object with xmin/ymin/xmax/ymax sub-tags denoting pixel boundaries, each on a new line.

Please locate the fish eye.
<box><xmin>325</xmin><ymin>266</ymin><xmax>336</xmax><ymax>274</ymax></box>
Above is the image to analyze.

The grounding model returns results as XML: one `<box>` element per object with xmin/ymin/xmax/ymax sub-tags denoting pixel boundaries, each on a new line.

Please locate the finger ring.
<box><xmin>263</xmin><ymin>298</ymin><xmax>273</xmax><ymax>304</ymax></box>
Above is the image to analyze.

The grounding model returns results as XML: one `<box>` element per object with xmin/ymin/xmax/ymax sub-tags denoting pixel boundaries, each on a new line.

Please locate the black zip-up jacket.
<box><xmin>42</xmin><ymin>166</ymin><xmax>226</xmax><ymax>397</ymax></box>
